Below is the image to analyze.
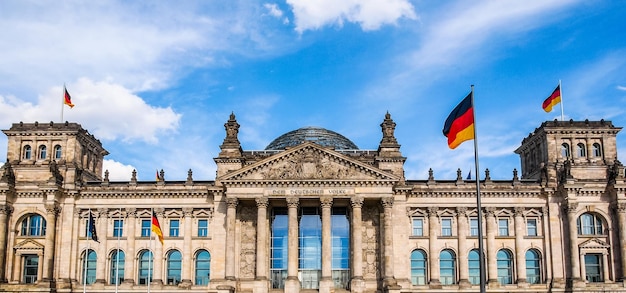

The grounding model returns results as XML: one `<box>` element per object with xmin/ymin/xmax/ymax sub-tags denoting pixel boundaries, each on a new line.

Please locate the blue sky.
<box><xmin>1</xmin><ymin>0</ymin><xmax>625</xmax><ymax>181</ymax></box>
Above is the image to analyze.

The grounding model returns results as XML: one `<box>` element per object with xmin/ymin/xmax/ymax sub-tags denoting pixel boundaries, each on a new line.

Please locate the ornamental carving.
<box><xmin>126</xmin><ymin>208</ymin><xmax>137</xmax><ymax>218</ymax></box>
<box><xmin>485</xmin><ymin>207</ymin><xmax>496</xmax><ymax>217</ymax></box>
<box><xmin>286</xmin><ymin>197</ymin><xmax>299</xmax><ymax>208</ymax></box>
<box><xmin>427</xmin><ymin>207</ymin><xmax>438</xmax><ymax>217</ymax></box>
<box><xmin>226</xmin><ymin>198</ymin><xmax>238</xmax><ymax>209</ymax></box>
<box><xmin>616</xmin><ymin>203</ymin><xmax>626</xmax><ymax>213</ymax></box>
<box><xmin>0</xmin><ymin>205</ymin><xmax>13</xmax><ymax>216</ymax></box>
<box><xmin>239</xmin><ymin>206</ymin><xmax>257</xmax><ymax>278</ymax></box>
<box><xmin>362</xmin><ymin>205</ymin><xmax>380</xmax><ymax>279</ymax></box>
<box><xmin>44</xmin><ymin>204</ymin><xmax>60</xmax><ymax>216</ymax></box>
<box><xmin>261</xmin><ymin>149</ymin><xmax>357</xmax><ymax>180</ymax></box>
<box><xmin>320</xmin><ymin>197</ymin><xmax>333</xmax><ymax>209</ymax></box>
<box><xmin>351</xmin><ymin>197</ymin><xmax>364</xmax><ymax>208</ymax></box>
<box><xmin>566</xmin><ymin>203</ymin><xmax>578</xmax><ymax>213</ymax></box>
<box><xmin>381</xmin><ymin>197</ymin><xmax>394</xmax><ymax>209</ymax></box>
<box><xmin>182</xmin><ymin>207</ymin><xmax>193</xmax><ymax>217</ymax></box>
<box><xmin>456</xmin><ymin>207</ymin><xmax>468</xmax><ymax>216</ymax></box>
<box><xmin>255</xmin><ymin>197</ymin><xmax>269</xmax><ymax>208</ymax></box>
<box><xmin>514</xmin><ymin>207</ymin><xmax>525</xmax><ymax>217</ymax></box>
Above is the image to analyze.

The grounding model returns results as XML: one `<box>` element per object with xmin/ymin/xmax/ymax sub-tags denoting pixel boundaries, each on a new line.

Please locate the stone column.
<box><xmin>514</xmin><ymin>207</ymin><xmax>527</xmax><ymax>286</ymax></box>
<box><xmin>95</xmin><ymin>208</ymin><xmax>109</xmax><ymax>284</ymax></box>
<box><xmin>181</xmin><ymin>207</ymin><xmax>194</xmax><ymax>287</ymax></box>
<box><xmin>285</xmin><ymin>197</ymin><xmax>300</xmax><ymax>292</ymax></box>
<box><xmin>319</xmin><ymin>197</ymin><xmax>333</xmax><ymax>293</ymax></box>
<box><xmin>0</xmin><ymin>205</ymin><xmax>13</xmax><ymax>282</ymax></box>
<box><xmin>350</xmin><ymin>197</ymin><xmax>365</xmax><ymax>292</ymax></box>
<box><xmin>485</xmin><ymin>207</ymin><xmax>498</xmax><ymax>286</ymax></box>
<box><xmin>381</xmin><ymin>197</ymin><xmax>399</xmax><ymax>289</ymax></box>
<box><xmin>255</xmin><ymin>197</ymin><xmax>269</xmax><ymax>293</ymax></box>
<box><xmin>428</xmin><ymin>207</ymin><xmax>441</xmax><ymax>288</ymax></box>
<box><xmin>566</xmin><ymin>203</ymin><xmax>582</xmax><ymax>282</ymax></box>
<box><xmin>225</xmin><ymin>198</ymin><xmax>238</xmax><ymax>280</ymax></box>
<box><xmin>616</xmin><ymin>203</ymin><xmax>626</xmax><ymax>281</ymax></box>
<box><xmin>123</xmin><ymin>208</ymin><xmax>137</xmax><ymax>286</ymax></box>
<box><xmin>42</xmin><ymin>203</ymin><xmax>59</xmax><ymax>282</ymax></box>
<box><xmin>603</xmin><ymin>252</ymin><xmax>611</xmax><ymax>283</ymax></box>
<box><xmin>152</xmin><ymin>208</ymin><xmax>164</xmax><ymax>285</ymax></box>
<box><xmin>457</xmin><ymin>207</ymin><xmax>470</xmax><ymax>288</ymax></box>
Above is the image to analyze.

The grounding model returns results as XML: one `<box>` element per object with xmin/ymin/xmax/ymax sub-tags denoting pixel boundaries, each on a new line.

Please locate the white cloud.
<box><xmin>617</xmin><ymin>85</ymin><xmax>626</xmax><ymax>91</ymax></box>
<box><xmin>264</xmin><ymin>3</ymin><xmax>284</xmax><ymax>18</ymax></box>
<box><xmin>0</xmin><ymin>78</ymin><xmax>181</xmax><ymax>143</ymax></box>
<box><xmin>286</xmin><ymin>0</ymin><xmax>417</xmax><ymax>33</ymax></box>
<box><xmin>103</xmin><ymin>159</ymin><xmax>136</xmax><ymax>181</ymax></box>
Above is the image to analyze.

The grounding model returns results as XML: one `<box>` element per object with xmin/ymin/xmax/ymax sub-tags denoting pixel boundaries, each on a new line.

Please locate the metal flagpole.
<box><xmin>61</xmin><ymin>84</ymin><xmax>65</xmax><ymax>123</ymax></box>
<box><xmin>115</xmin><ymin>207</ymin><xmax>121</xmax><ymax>293</ymax></box>
<box><xmin>559</xmin><ymin>80</ymin><xmax>564</xmax><ymax>121</ymax></box>
<box><xmin>470</xmin><ymin>85</ymin><xmax>487</xmax><ymax>293</ymax></box>
<box><xmin>83</xmin><ymin>208</ymin><xmax>90</xmax><ymax>293</ymax></box>
<box><xmin>148</xmin><ymin>208</ymin><xmax>152</xmax><ymax>293</ymax></box>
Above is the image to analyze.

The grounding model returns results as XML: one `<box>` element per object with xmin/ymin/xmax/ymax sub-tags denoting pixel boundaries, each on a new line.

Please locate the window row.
<box><xmin>78</xmin><ymin>249</ymin><xmax>211</xmax><ymax>286</ymax></box>
<box><xmin>561</xmin><ymin>142</ymin><xmax>602</xmax><ymax>159</ymax></box>
<box><xmin>86</xmin><ymin>218</ymin><xmax>210</xmax><ymax>238</ymax></box>
<box><xmin>22</xmin><ymin>145</ymin><xmax>62</xmax><ymax>160</ymax></box>
<box><xmin>410</xmin><ymin>249</ymin><xmax>543</xmax><ymax>286</ymax></box>
<box><xmin>411</xmin><ymin>218</ymin><xmax>540</xmax><ymax>237</ymax></box>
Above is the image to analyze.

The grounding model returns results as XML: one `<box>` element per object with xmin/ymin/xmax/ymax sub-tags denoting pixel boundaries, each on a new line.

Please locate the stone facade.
<box><xmin>0</xmin><ymin>116</ymin><xmax>625</xmax><ymax>293</ymax></box>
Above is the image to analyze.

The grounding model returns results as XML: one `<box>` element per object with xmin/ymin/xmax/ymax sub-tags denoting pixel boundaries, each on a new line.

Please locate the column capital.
<box><xmin>381</xmin><ymin>197</ymin><xmax>394</xmax><ymax>209</ymax></box>
<box><xmin>126</xmin><ymin>207</ymin><xmax>137</xmax><ymax>217</ymax></box>
<box><xmin>97</xmin><ymin>208</ymin><xmax>109</xmax><ymax>218</ymax></box>
<box><xmin>44</xmin><ymin>204</ymin><xmax>60</xmax><ymax>216</ymax></box>
<box><xmin>154</xmin><ymin>207</ymin><xmax>165</xmax><ymax>216</ymax></box>
<box><xmin>514</xmin><ymin>207</ymin><xmax>525</xmax><ymax>217</ymax></box>
<box><xmin>350</xmin><ymin>196</ymin><xmax>363</xmax><ymax>208</ymax></box>
<box><xmin>320</xmin><ymin>197</ymin><xmax>333</xmax><ymax>209</ymax></box>
<box><xmin>566</xmin><ymin>202</ymin><xmax>578</xmax><ymax>214</ymax></box>
<box><xmin>456</xmin><ymin>206</ymin><xmax>468</xmax><ymax>216</ymax></box>
<box><xmin>286</xmin><ymin>197</ymin><xmax>299</xmax><ymax>208</ymax></box>
<box><xmin>616</xmin><ymin>202</ymin><xmax>626</xmax><ymax>213</ymax></box>
<box><xmin>427</xmin><ymin>206</ymin><xmax>438</xmax><ymax>216</ymax></box>
<box><xmin>485</xmin><ymin>206</ymin><xmax>497</xmax><ymax>217</ymax></box>
<box><xmin>255</xmin><ymin>197</ymin><xmax>269</xmax><ymax>208</ymax></box>
<box><xmin>0</xmin><ymin>204</ymin><xmax>13</xmax><ymax>215</ymax></box>
<box><xmin>182</xmin><ymin>207</ymin><xmax>193</xmax><ymax>217</ymax></box>
<box><xmin>226</xmin><ymin>197</ymin><xmax>239</xmax><ymax>209</ymax></box>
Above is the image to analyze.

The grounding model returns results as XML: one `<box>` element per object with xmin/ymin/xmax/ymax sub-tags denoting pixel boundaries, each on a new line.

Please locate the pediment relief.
<box><xmin>221</xmin><ymin>143</ymin><xmax>398</xmax><ymax>182</ymax></box>
<box><xmin>15</xmin><ymin>239</ymin><xmax>44</xmax><ymax>250</ymax></box>
<box><xmin>579</xmin><ymin>238</ymin><xmax>609</xmax><ymax>249</ymax></box>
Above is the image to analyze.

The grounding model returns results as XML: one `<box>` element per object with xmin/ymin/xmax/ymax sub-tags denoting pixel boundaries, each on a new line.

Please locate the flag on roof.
<box><xmin>443</xmin><ymin>92</ymin><xmax>475</xmax><ymax>149</ymax></box>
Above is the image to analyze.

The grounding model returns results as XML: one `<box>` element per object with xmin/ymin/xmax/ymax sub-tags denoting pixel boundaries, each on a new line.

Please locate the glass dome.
<box><xmin>265</xmin><ymin>127</ymin><xmax>358</xmax><ymax>150</ymax></box>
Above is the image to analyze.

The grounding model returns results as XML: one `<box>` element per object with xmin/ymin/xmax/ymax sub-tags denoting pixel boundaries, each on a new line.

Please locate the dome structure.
<box><xmin>265</xmin><ymin>127</ymin><xmax>358</xmax><ymax>150</ymax></box>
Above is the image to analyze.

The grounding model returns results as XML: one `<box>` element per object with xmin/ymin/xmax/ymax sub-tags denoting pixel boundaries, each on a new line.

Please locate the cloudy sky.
<box><xmin>1</xmin><ymin>0</ymin><xmax>625</xmax><ymax>181</ymax></box>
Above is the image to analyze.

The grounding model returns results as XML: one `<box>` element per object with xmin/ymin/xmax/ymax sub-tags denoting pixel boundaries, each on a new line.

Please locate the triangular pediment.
<box><xmin>14</xmin><ymin>239</ymin><xmax>45</xmax><ymax>250</ymax></box>
<box><xmin>220</xmin><ymin>142</ymin><xmax>399</xmax><ymax>184</ymax></box>
<box><xmin>579</xmin><ymin>238</ymin><xmax>609</xmax><ymax>249</ymax></box>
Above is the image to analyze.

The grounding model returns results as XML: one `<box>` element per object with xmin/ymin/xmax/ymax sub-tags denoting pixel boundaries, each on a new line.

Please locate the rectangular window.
<box><xmin>141</xmin><ymin>220</ymin><xmax>151</xmax><ymax>237</ymax></box>
<box><xmin>441</xmin><ymin>218</ymin><xmax>452</xmax><ymax>236</ymax></box>
<box><xmin>169</xmin><ymin>220</ymin><xmax>180</xmax><ymax>237</ymax></box>
<box><xmin>113</xmin><ymin>220</ymin><xmax>123</xmax><ymax>237</ymax></box>
<box><xmin>527</xmin><ymin>219</ymin><xmax>537</xmax><ymax>236</ymax></box>
<box><xmin>412</xmin><ymin>218</ymin><xmax>424</xmax><ymax>236</ymax></box>
<box><xmin>499</xmin><ymin>219</ymin><xmax>509</xmax><ymax>236</ymax></box>
<box><xmin>198</xmin><ymin>219</ymin><xmax>208</xmax><ymax>237</ymax></box>
<box><xmin>585</xmin><ymin>254</ymin><xmax>603</xmax><ymax>282</ymax></box>
<box><xmin>470</xmin><ymin>218</ymin><xmax>479</xmax><ymax>236</ymax></box>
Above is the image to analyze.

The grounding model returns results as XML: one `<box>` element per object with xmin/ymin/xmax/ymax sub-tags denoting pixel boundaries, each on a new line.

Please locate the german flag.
<box><xmin>151</xmin><ymin>211</ymin><xmax>164</xmax><ymax>245</ymax></box>
<box><xmin>542</xmin><ymin>84</ymin><xmax>561</xmax><ymax>112</ymax></box>
<box><xmin>443</xmin><ymin>92</ymin><xmax>474</xmax><ymax>149</ymax></box>
<box><xmin>64</xmin><ymin>86</ymin><xmax>75</xmax><ymax>108</ymax></box>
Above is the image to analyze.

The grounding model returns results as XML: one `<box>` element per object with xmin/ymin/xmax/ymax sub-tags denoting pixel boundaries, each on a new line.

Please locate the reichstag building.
<box><xmin>0</xmin><ymin>113</ymin><xmax>625</xmax><ymax>293</ymax></box>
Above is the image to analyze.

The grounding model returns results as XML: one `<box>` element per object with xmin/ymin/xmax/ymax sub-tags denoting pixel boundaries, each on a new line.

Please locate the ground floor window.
<box><xmin>271</xmin><ymin>208</ymin><xmax>288</xmax><ymax>289</ymax></box>
<box><xmin>331</xmin><ymin>207</ymin><xmax>350</xmax><ymax>289</ymax></box>
<box><xmin>195</xmin><ymin>250</ymin><xmax>211</xmax><ymax>285</ymax></box>
<box><xmin>497</xmin><ymin>249</ymin><xmax>514</xmax><ymax>285</ymax></box>
<box><xmin>167</xmin><ymin>250</ymin><xmax>182</xmax><ymax>285</ymax></box>
<box><xmin>299</xmin><ymin>207</ymin><xmax>321</xmax><ymax>289</ymax></box>
<box><xmin>525</xmin><ymin>249</ymin><xmax>541</xmax><ymax>284</ymax></box>
<box><xmin>138</xmin><ymin>250</ymin><xmax>153</xmax><ymax>285</ymax></box>
<box><xmin>23</xmin><ymin>255</ymin><xmax>39</xmax><ymax>284</ymax></box>
<box><xmin>468</xmin><ymin>249</ymin><xmax>481</xmax><ymax>285</ymax></box>
<box><xmin>410</xmin><ymin>249</ymin><xmax>427</xmax><ymax>285</ymax></box>
<box><xmin>110</xmin><ymin>250</ymin><xmax>125</xmax><ymax>285</ymax></box>
<box><xmin>584</xmin><ymin>254</ymin><xmax>603</xmax><ymax>283</ymax></box>
<box><xmin>440</xmin><ymin>249</ymin><xmax>456</xmax><ymax>285</ymax></box>
<box><xmin>82</xmin><ymin>249</ymin><xmax>97</xmax><ymax>285</ymax></box>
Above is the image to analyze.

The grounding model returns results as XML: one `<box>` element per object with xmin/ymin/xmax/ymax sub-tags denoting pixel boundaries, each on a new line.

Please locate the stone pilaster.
<box><xmin>225</xmin><ymin>198</ymin><xmax>238</xmax><ymax>281</ymax></box>
<box><xmin>457</xmin><ymin>207</ymin><xmax>470</xmax><ymax>288</ymax></box>
<box><xmin>95</xmin><ymin>208</ymin><xmax>109</xmax><ymax>285</ymax></box>
<box><xmin>381</xmin><ymin>197</ymin><xmax>399</xmax><ymax>290</ymax></box>
<box><xmin>485</xmin><ymin>207</ymin><xmax>498</xmax><ymax>286</ymax></box>
<box><xmin>617</xmin><ymin>203</ymin><xmax>626</xmax><ymax>281</ymax></box>
<box><xmin>0</xmin><ymin>205</ymin><xmax>13</xmax><ymax>282</ymax></box>
<box><xmin>319</xmin><ymin>197</ymin><xmax>333</xmax><ymax>293</ymax></box>
<box><xmin>42</xmin><ymin>203</ymin><xmax>60</xmax><ymax>284</ymax></box>
<box><xmin>350</xmin><ymin>196</ymin><xmax>365</xmax><ymax>292</ymax></box>
<box><xmin>566</xmin><ymin>203</ymin><xmax>582</xmax><ymax>284</ymax></box>
<box><xmin>123</xmin><ymin>208</ymin><xmax>137</xmax><ymax>286</ymax></box>
<box><xmin>284</xmin><ymin>197</ymin><xmax>300</xmax><ymax>292</ymax></box>
<box><xmin>180</xmin><ymin>207</ymin><xmax>193</xmax><ymax>287</ymax></box>
<box><xmin>254</xmin><ymin>197</ymin><xmax>269</xmax><ymax>293</ymax></box>
<box><xmin>428</xmin><ymin>207</ymin><xmax>441</xmax><ymax>288</ymax></box>
<box><xmin>151</xmin><ymin>208</ymin><xmax>164</xmax><ymax>286</ymax></box>
<box><xmin>514</xmin><ymin>207</ymin><xmax>527</xmax><ymax>286</ymax></box>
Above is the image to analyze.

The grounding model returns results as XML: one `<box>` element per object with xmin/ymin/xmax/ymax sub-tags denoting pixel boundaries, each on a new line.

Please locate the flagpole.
<box><xmin>61</xmin><ymin>84</ymin><xmax>65</xmax><ymax>123</ymax></box>
<box><xmin>148</xmin><ymin>208</ymin><xmax>152</xmax><ymax>293</ymax></box>
<box><xmin>83</xmin><ymin>209</ymin><xmax>90</xmax><ymax>293</ymax></box>
<box><xmin>559</xmin><ymin>80</ymin><xmax>564</xmax><ymax>121</ymax></box>
<box><xmin>115</xmin><ymin>207</ymin><xmax>121</xmax><ymax>293</ymax></box>
<box><xmin>470</xmin><ymin>85</ymin><xmax>487</xmax><ymax>293</ymax></box>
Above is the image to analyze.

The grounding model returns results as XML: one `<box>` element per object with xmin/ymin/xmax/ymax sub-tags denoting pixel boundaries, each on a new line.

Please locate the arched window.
<box><xmin>561</xmin><ymin>143</ymin><xmax>570</xmax><ymax>159</ymax></box>
<box><xmin>525</xmin><ymin>249</ymin><xmax>541</xmax><ymax>284</ymax></box>
<box><xmin>439</xmin><ymin>249</ymin><xmax>456</xmax><ymax>285</ymax></box>
<box><xmin>592</xmin><ymin>143</ymin><xmax>602</xmax><ymax>157</ymax></box>
<box><xmin>577</xmin><ymin>143</ymin><xmax>586</xmax><ymax>158</ymax></box>
<box><xmin>577</xmin><ymin>213</ymin><xmax>604</xmax><ymax>235</ymax></box>
<box><xmin>23</xmin><ymin>145</ymin><xmax>32</xmax><ymax>160</ymax></box>
<box><xmin>468</xmin><ymin>249</ymin><xmax>481</xmax><ymax>285</ymax></box>
<box><xmin>38</xmin><ymin>145</ymin><xmax>47</xmax><ymax>159</ymax></box>
<box><xmin>167</xmin><ymin>250</ymin><xmax>182</xmax><ymax>285</ymax></box>
<box><xmin>138</xmin><ymin>250</ymin><xmax>153</xmax><ymax>285</ymax></box>
<box><xmin>497</xmin><ymin>249</ymin><xmax>514</xmax><ymax>284</ymax></box>
<box><xmin>410</xmin><ymin>249</ymin><xmax>427</xmax><ymax>285</ymax></box>
<box><xmin>23</xmin><ymin>255</ymin><xmax>39</xmax><ymax>283</ymax></box>
<box><xmin>82</xmin><ymin>249</ymin><xmax>97</xmax><ymax>285</ymax></box>
<box><xmin>20</xmin><ymin>214</ymin><xmax>46</xmax><ymax>236</ymax></box>
<box><xmin>110</xmin><ymin>250</ymin><xmax>125</xmax><ymax>285</ymax></box>
<box><xmin>195</xmin><ymin>250</ymin><xmax>211</xmax><ymax>285</ymax></box>
<box><xmin>54</xmin><ymin>145</ymin><xmax>62</xmax><ymax>160</ymax></box>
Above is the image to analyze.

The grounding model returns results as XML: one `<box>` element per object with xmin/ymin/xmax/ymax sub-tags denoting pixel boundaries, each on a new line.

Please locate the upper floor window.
<box><xmin>527</xmin><ymin>219</ymin><xmax>537</xmax><ymax>236</ymax></box>
<box><xmin>170</xmin><ymin>219</ymin><xmax>180</xmax><ymax>237</ymax></box>
<box><xmin>23</xmin><ymin>145</ymin><xmax>32</xmax><ymax>160</ymax></box>
<box><xmin>54</xmin><ymin>145</ymin><xmax>62</xmax><ymax>160</ymax></box>
<box><xmin>561</xmin><ymin>143</ymin><xmax>571</xmax><ymax>159</ymax></box>
<box><xmin>21</xmin><ymin>214</ymin><xmax>46</xmax><ymax>236</ymax></box>
<box><xmin>38</xmin><ymin>145</ymin><xmax>47</xmax><ymax>159</ymax></box>
<box><xmin>498</xmin><ymin>219</ymin><xmax>509</xmax><ymax>236</ymax></box>
<box><xmin>577</xmin><ymin>213</ymin><xmax>604</xmax><ymax>235</ymax></box>
<box><xmin>441</xmin><ymin>218</ymin><xmax>452</xmax><ymax>236</ymax></box>
<box><xmin>113</xmin><ymin>220</ymin><xmax>123</xmax><ymax>237</ymax></box>
<box><xmin>469</xmin><ymin>218</ymin><xmax>479</xmax><ymax>236</ymax></box>
<box><xmin>198</xmin><ymin>219</ymin><xmax>208</xmax><ymax>237</ymax></box>
<box><xmin>412</xmin><ymin>218</ymin><xmax>423</xmax><ymax>236</ymax></box>
<box><xmin>141</xmin><ymin>220</ymin><xmax>151</xmax><ymax>237</ymax></box>
<box><xmin>577</xmin><ymin>143</ymin><xmax>586</xmax><ymax>158</ymax></box>
<box><xmin>592</xmin><ymin>143</ymin><xmax>602</xmax><ymax>157</ymax></box>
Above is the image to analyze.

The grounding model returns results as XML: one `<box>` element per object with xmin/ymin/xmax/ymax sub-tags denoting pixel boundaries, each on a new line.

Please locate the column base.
<box><xmin>55</xmin><ymin>278</ymin><xmax>73</xmax><ymax>289</ymax></box>
<box><xmin>253</xmin><ymin>278</ymin><xmax>269</xmax><ymax>293</ymax></box>
<box><xmin>516</xmin><ymin>278</ymin><xmax>529</xmax><ymax>288</ymax></box>
<box><xmin>150</xmin><ymin>278</ymin><xmax>164</xmax><ymax>288</ymax></box>
<box><xmin>319</xmin><ymin>277</ymin><xmax>334</xmax><ymax>293</ymax></box>
<box><xmin>429</xmin><ymin>279</ymin><xmax>442</xmax><ymax>289</ymax></box>
<box><xmin>284</xmin><ymin>277</ymin><xmax>300</xmax><ymax>293</ymax></box>
<box><xmin>350</xmin><ymin>277</ymin><xmax>365</xmax><ymax>293</ymax></box>
<box><xmin>568</xmin><ymin>277</ymin><xmax>586</xmax><ymax>288</ymax></box>
<box><xmin>384</xmin><ymin>277</ymin><xmax>401</xmax><ymax>290</ymax></box>
<box><xmin>178</xmin><ymin>279</ymin><xmax>193</xmax><ymax>289</ymax></box>
<box><xmin>458</xmin><ymin>279</ymin><xmax>471</xmax><ymax>289</ymax></box>
<box><xmin>488</xmin><ymin>278</ymin><xmax>499</xmax><ymax>288</ymax></box>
